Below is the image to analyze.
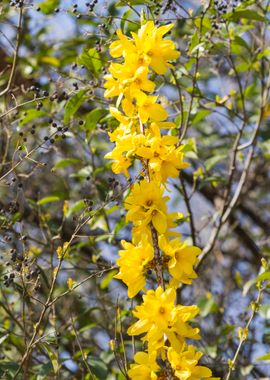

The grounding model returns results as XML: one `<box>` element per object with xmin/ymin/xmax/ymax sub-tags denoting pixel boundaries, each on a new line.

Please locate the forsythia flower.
<box><xmin>121</xmin><ymin>95</ymin><xmax>168</xmax><ymax>123</ymax></box>
<box><xmin>105</xmin><ymin>133</ymin><xmax>146</xmax><ymax>177</ymax></box>
<box><xmin>131</xmin><ymin>211</ymin><xmax>182</xmax><ymax>245</ymax></box>
<box><xmin>136</xmin><ymin>123</ymin><xmax>189</xmax><ymax>182</ymax></box>
<box><xmin>114</xmin><ymin>237</ymin><xmax>154</xmax><ymax>298</ymax></box>
<box><xmin>159</xmin><ymin>235</ymin><xmax>200</xmax><ymax>286</ymax></box>
<box><xmin>125</xmin><ymin>180</ymin><xmax>170</xmax><ymax>234</ymax></box>
<box><xmin>131</xmin><ymin>21</ymin><xmax>180</xmax><ymax>74</ymax></box>
<box><xmin>104</xmin><ymin>62</ymin><xmax>155</xmax><ymax>99</ymax></box>
<box><xmin>109</xmin><ymin>29</ymin><xmax>137</xmax><ymax>58</ymax></box>
<box><xmin>107</xmin><ymin>107</ymin><xmax>139</xmax><ymax>142</ymax></box>
<box><xmin>128</xmin><ymin>351</ymin><xmax>160</xmax><ymax>380</ymax></box>
<box><xmin>109</xmin><ymin>22</ymin><xmax>180</xmax><ymax>75</ymax></box>
<box><xmin>104</xmin><ymin>148</ymin><xmax>132</xmax><ymax>177</ymax></box>
<box><xmin>167</xmin><ymin>345</ymin><xmax>212</xmax><ymax>380</ymax></box>
<box><xmin>127</xmin><ymin>287</ymin><xmax>200</xmax><ymax>351</ymax></box>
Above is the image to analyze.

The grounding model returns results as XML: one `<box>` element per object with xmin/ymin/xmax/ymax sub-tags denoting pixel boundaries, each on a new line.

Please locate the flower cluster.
<box><xmin>104</xmin><ymin>20</ymin><xmax>217</xmax><ymax>380</ymax></box>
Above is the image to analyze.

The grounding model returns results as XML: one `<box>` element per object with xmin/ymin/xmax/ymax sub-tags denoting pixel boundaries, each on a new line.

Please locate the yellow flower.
<box><xmin>108</xmin><ymin>22</ymin><xmax>180</xmax><ymax>75</ymax></box>
<box><xmin>131</xmin><ymin>210</ymin><xmax>181</xmax><ymax>245</ymax></box>
<box><xmin>105</xmin><ymin>133</ymin><xmax>146</xmax><ymax>177</ymax></box>
<box><xmin>127</xmin><ymin>287</ymin><xmax>200</xmax><ymax>351</ymax></box>
<box><xmin>136</xmin><ymin>123</ymin><xmax>189</xmax><ymax>182</ymax></box>
<box><xmin>120</xmin><ymin>95</ymin><xmax>168</xmax><ymax>123</ymax></box>
<box><xmin>167</xmin><ymin>345</ymin><xmax>213</xmax><ymax>380</ymax></box>
<box><xmin>104</xmin><ymin>74</ymin><xmax>123</xmax><ymax>98</ymax></box>
<box><xmin>109</xmin><ymin>29</ymin><xmax>137</xmax><ymax>58</ymax></box>
<box><xmin>159</xmin><ymin>235</ymin><xmax>200</xmax><ymax>286</ymax></box>
<box><xmin>131</xmin><ymin>21</ymin><xmax>180</xmax><ymax>74</ymax></box>
<box><xmin>105</xmin><ymin>148</ymin><xmax>132</xmax><ymax>177</ymax></box>
<box><xmin>125</xmin><ymin>179</ymin><xmax>170</xmax><ymax>234</ymax></box>
<box><xmin>107</xmin><ymin>107</ymin><xmax>139</xmax><ymax>142</ymax></box>
<box><xmin>128</xmin><ymin>351</ymin><xmax>160</xmax><ymax>380</ymax></box>
<box><xmin>137</xmin><ymin>95</ymin><xmax>168</xmax><ymax>123</ymax></box>
<box><xmin>104</xmin><ymin>61</ymin><xmax>155</xmax><ymax>99</ymax></box>
<box><xmin>114</xmin><ymin>237</ymin><xmax>154</xmax><ymax>298</ymax></box>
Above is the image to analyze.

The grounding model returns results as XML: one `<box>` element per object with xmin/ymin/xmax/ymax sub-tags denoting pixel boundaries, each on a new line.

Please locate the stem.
<box><xmin>138</xmin><ymin>118</ymin><xmax>164</xmax><ymax>289</ymax></box>
<box><xmin>224</xmin><ymin>286</ymin><xmax>264</xmax><ymax>380</ymax></box>
<box><xmin>0</xmin><ymin>7</ymin><xmax>23</xmax><ymax>97</ymax></box>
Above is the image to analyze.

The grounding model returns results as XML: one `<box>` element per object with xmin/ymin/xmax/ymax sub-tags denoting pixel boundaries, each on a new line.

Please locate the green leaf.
<box><xmin>227</xmin><ymin>10</ymin><xmax>266</xmax><ymax>22</ymax></box>
<box><xmin>35</xmin><ymin>362</ymin><xmax>53</xmax><ymax>380</ymax></box>
<box><xmin>52</xmin><ymin>158</ymin><xmax>80</xmax><ymax>171</ymax></box>
<box><xmin>39</xmin><ymin>0</ymin><xmax>60</xmax><ymax>14</ymax></box>
<box><xmin>0</xmin><ymin>334</ymin><xmax>9</xmax><ymax>344</ymax></box>
<box><xmin>121</xmin><ymin>9</ymin><xmax>132</xmax><ymax>32</ymax></box>
<box><xmin>242</xmin><ymin>278</ymin><xmax>256</xmax><ymax>296</ymax></box>
<box><xmin>197</xmin><ymin>294</ymin><xmax>219</xmax><ymax>317</ymax></box>
<box><xmin>192</xmin><ymin>110</ymin><xmax>211</xmax><ymax>125</ymax></box>
<box><xmin>205</xmin><ymin>154</ymin><xmax>226</xmax><ymax>171</ymax></box>
<box><xmin>233</xmin><ymin>36</ymin><xmax>251</xmax><ymax>51</ymax></box>
<box><xmin>256</xmin><ymin>271</ymin><xmax>270</xmax><ymax>282</ymax></box>
<box><xmin>258</xmin><ymin>304</ymin><xmax>270</xmax><ymax>320</ymax></box>
<box><xmin>221</xmin><ymin>324</ymin><xmax>235</xmax><ymax>336</ymax></box>
<box><xmin>235</xmin><ymin>61</ymin><xmax>250</xmax><ymax>73</ymax></box>
<box><xmin>37</xmin><ymin>196</ymin><xmax>61</xmax><ymax>205</ymax></box>
<box><xmin>205</xmin><ymin>345</ymin><xmax>217</xmax><ymax>359</ymax></box>
<box><xmin>85</xmin><ymin>109</ymin><xmax>108</xmax><ymax>132</ymax></box>
<box><xmin>0</xmin><ymin>361</ymin><xmax>19</xmax><ymax>376</ymax></box>
<box><xmin>66</xmin><ymin>200</ymin><xmax>85</xmax><ymax>218</ymax></box>
<box><xmin>70</xmin><ymin>165</ymin><xmax>92</xmax><ymax>179</ymax></box>
<box><xmin>88</xmin><ymin>357</ymin><xmax>108</xmax><ymax>379</ymax></box>
<box><xmin>241</xmin><ymin>365</ymin><xmax>253</xmax><ymax>376</ymax></box>
<box><xmin>42</xmin><ymin>344</ymin><xmax>60</xmax><ymax>373</ymax></box>
<box><xmin>194</xmin><ymin>17</ymin><xmax>212</xmax><ymax>32</ymax></box>
<box><xmin>119</xmin><ymin>9</ymin><xmax>138</xmax><ymax>33</ymax></box>
<box><xmin>100</xmin><ymin>269</ymin><xmax>118</xmax><ymax>289</ymax></box>
<box><xmin>257</xmin><ymin>48</ymin><xmax>270</xmax><ymax>60</ymax></box>
<box><xmin>113</xmin><ymin>218</ymin><xmax>125</xmax><ymax>236</ymax></box>
<box><xmin>64</xmin><ymin>90</ymin><xmax>87</xmax><ymax>124</ymax></box>
<box><xmin>260</xmin><ymin>139</ymin><xmax>270</xmax><ymax>159</ymax></box>
<box><xmin>116</xmin><ymin>0</ymin><xmax>152</xmax><ymax>5</ymax></box>
<box><xmin>19</xmin><ymin>109</ymin><xmax>47</xmax><ymax>127</ymax></box>
<box><xmin>256</xmin><ymin>353</ymin><xmax>270</xmax><ymax>361</ymax></box>
<box><xmin>243</xmin><ymin>267</ymin><xmax>270</xmax><ymax>296</ymax></box>
<box><xmin>79</xmin><ymin>322</ymin><xmax>97</xmax><ymax>333</ymax></box>
<box><xmin>78</xmin><ymin>48</ymin><xmax>102</xmax><ymax>77</ymax></box>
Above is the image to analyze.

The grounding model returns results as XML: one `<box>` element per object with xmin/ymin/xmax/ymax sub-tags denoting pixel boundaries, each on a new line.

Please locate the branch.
<box><xmin>0</xmin><ymin>7</ymin><xmax>23</xmax><ymax>97</ymax></box>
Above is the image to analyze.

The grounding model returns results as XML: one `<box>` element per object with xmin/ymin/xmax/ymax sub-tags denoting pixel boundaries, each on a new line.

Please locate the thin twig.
<box><xmin>0</xmin><ymin>7</ymin><xmax>23</xmax><ymax>97</ymax></box>
<box><xmin>224</xmin><ymin>285</ymin><xmax>264</xmax><ymax>380</ymax></box>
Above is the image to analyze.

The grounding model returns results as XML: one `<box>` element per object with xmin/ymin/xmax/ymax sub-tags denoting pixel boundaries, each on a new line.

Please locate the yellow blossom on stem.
<box><xmin>109</xmin><ymin>29</ymin><xmax>137</xmax><ymax>58</ymax></box>
<box><xmin>114</xmin><ymin>237</ymin><xmax>154</xmax><ymax>298</ymax></box>
<box><xmin>104</xmin><ymin>18</ymin><xmax>214</xmax><ymax>380</ymax></box>
<box><xmin>167</xmin><ymin>345</ymin><xmax>213</xmax><ymax>380</ymax></box>
<box><xmin>136</xmin><ymin>123</ymin><xmax>189</xmax><ymax>182</ymax></box>
<box><xmin>120</xmin><ymin>95</ymin><xmax>168</xmax><ymax>123</ymax></box>
<box><xmin>128</xmin><ymin>351</ymin><xmax>160</xmax><ymax>380</ymax></box>
<box><xmin>107</xmin><ymin>107</ymin><xmax>139</xmax><ymax>142</ymax></box>
<box><xmin>125</xmin><ymin>179</ymin><xmax>170</xmax><ymax>234</ymax></box>
<box><xmin>131</xmin><ymin>211</ymin><xmax>182</xmax><ymax>245</ymax></box>
<box><xmin>105</xmin><ymin>133</ymin><xmax>146</xmax><ymax>176</ymax></box>
<box><xmin>131</xmin><ymin>21</ymin><xmax>180</xmax><ymax>74</ymax></box>
<box><xmin>108</xmin><ymin>22</ymin><xmax>180</xmax><ymax>75</ymax></box>
<box><xmin>104</xmin><ymin>62</ymin><xmax>155</xmax><ymax>99</ymax></box>
<box><xmin>104</xmin><ymin>150</ymin><xmax>132</xmax><ymax>177</ymax></box>
<box><xmin>159</xmin><ymin>235</ymin><xmax>200</xmax><ymax>286</ymax></box>
<box><xmin>127</xmin><ymin>287</ymin><xmax>200</xmax><ymax>351</ymax></box>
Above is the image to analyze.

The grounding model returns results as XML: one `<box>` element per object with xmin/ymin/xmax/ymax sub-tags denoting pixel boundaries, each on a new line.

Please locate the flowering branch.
<box><xmin>104</xmin><ymin>19</ymin><xmax>217</xmax><ymax>380</ymax></box>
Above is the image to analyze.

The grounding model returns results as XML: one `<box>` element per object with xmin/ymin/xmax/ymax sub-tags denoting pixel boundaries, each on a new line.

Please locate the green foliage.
<box><xmin>39</xmin><ymin>0</ymin><xmax>60</xmax><ymax>15</ymax></box>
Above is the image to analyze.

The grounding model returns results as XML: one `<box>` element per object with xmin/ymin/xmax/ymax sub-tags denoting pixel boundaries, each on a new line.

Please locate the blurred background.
<box><xmin>0</xmin><ymin>0</ymin><xmax>270</xmax><ymax>378</ymax></box>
